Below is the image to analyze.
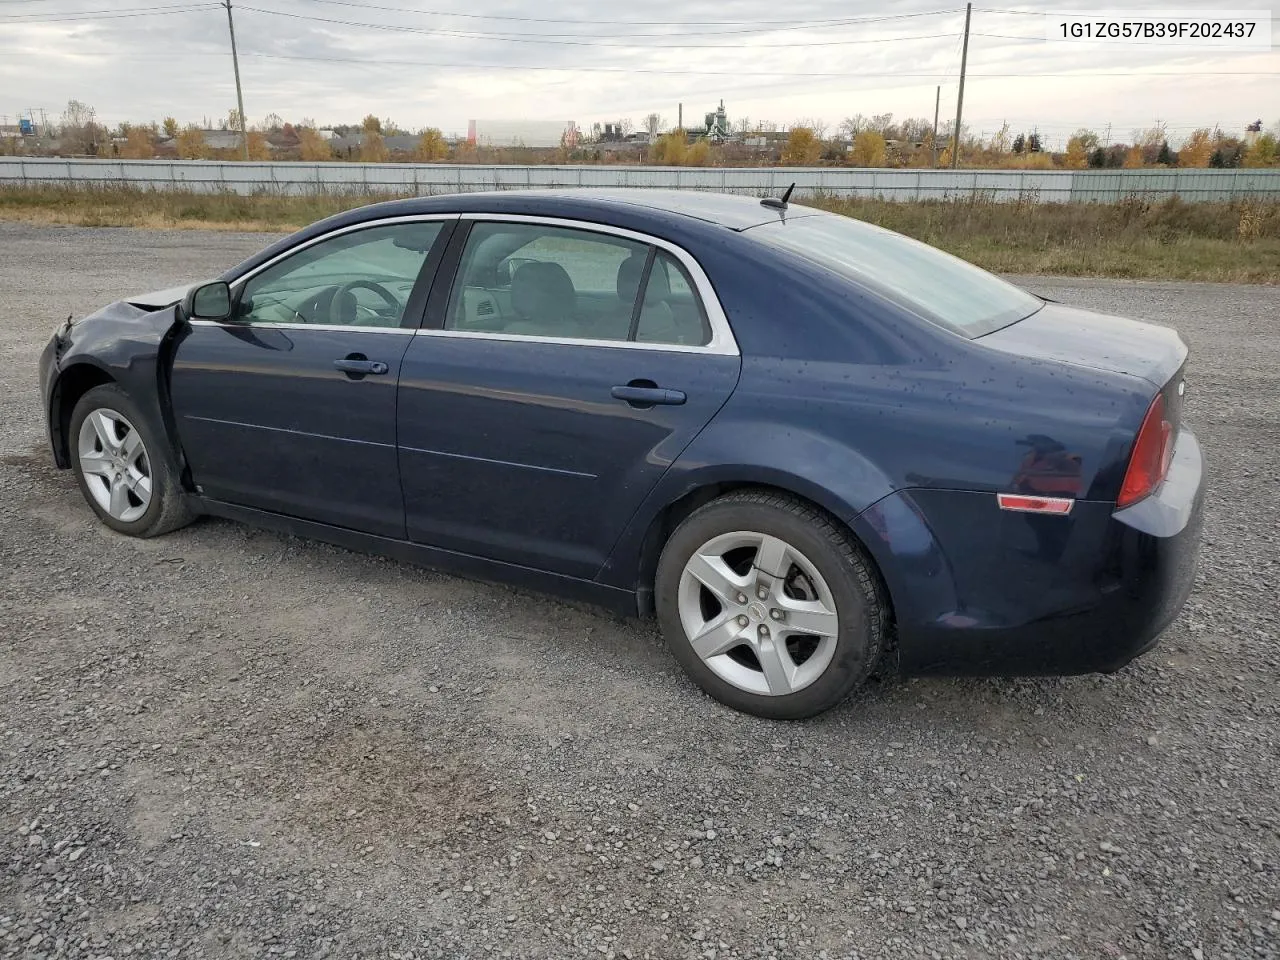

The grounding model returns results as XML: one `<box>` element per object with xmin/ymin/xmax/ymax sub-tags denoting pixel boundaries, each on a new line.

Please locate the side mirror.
<box><xmin>183</xmin><ymin>281</ymin><xmax>232</xmax><ymax>321</ymax></box>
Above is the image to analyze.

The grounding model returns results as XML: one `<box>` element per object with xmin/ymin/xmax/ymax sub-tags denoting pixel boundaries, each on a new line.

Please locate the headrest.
<box><xmin>511</xmin><ymin>261</ymin><xmax>575</xmax><ymax>322</ymax></box>
<box><xmin>616</xmin><ymin>250</ymin><xmax>671</xmax><ymax>304</ymax></box>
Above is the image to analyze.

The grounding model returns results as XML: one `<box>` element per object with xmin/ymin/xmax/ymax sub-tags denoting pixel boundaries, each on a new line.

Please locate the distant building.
<box><xmin>467</xmin><ymin>119</ymin><xmax>574</xmax><ymax>149</ymax></box>
<box><xmin>703</xmin><ymin>100</ymin><xmax>730</xmax><ymax>142</ymax></box>
<box><xmin>155</xmin><ymin>129</ymin><xmax>244</xmax><ymax>152</ymax></box>
<box><xmin>328</xmin><ymin>132</ymin><xmax>420</xmax><ymax>157</ymax></box>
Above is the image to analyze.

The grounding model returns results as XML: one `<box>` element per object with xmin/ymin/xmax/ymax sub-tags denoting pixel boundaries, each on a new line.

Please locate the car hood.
<box><xmin>978</xmin><ymin>302</ymin><xmax>1187</xmax><ymax>389</ymax></box>
<box><xmin>124</xmin><ymin>283</ymin><xmax>195</xmax><ymax>310</ymax></box>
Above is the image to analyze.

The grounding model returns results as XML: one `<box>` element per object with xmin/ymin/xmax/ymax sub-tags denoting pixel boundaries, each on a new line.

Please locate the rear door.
<box><xmin>170</xmin><ymin>217</ymin><xmax>454</xmax><ymax>539</ymax></box>
<box><xmin>396</xmin><ymin>216</ymin><xmax>740</xmax><ymax>579</ymax></box>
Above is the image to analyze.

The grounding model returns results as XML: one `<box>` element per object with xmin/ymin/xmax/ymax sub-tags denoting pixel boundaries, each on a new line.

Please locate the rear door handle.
<box><xmin>611</xmin><ymin>384</ymin><xmax>687</xmax><ymax>407</ymax></box>
<box><xmin>334</xmin><ymin>355</ymin><xmax>389</xmax><ymax>378</ymax></box>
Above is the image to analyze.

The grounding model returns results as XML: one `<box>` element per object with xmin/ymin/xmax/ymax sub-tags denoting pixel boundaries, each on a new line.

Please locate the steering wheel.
<box><xmin>329</xmin><ymin>279</ymin><xmax>401</xmax><ymax>325</ymax></box>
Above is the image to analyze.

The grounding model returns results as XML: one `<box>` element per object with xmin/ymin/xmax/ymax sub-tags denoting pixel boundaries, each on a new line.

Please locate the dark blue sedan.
<box><xmin>38</xmin><ymin>189</ymin><xmax>1204</xmax><ymax>718</ymax></box>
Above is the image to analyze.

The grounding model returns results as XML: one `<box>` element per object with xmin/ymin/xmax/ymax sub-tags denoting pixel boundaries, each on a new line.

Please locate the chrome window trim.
<box><xmin>197</xmin><ymin>214</ymin><xmax>461</xmax><ymax>333</ymax></box>
<box><xmin>422</xmin><ymin>213</ymin><xmax>739</xmax><ymax>357</ymax></box>
<box><xmin>228</xmin><ymin>214</ymin><xmax>460</xmax><ymax>291</ymax></box>
<box><xmin>187</xmin><ymin>319</ymin><xmax>417</xmax><ymax>334</ymax></box>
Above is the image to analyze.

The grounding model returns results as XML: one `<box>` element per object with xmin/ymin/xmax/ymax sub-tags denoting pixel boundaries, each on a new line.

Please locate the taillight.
<box><xmin>1117</xmin><ymin>393</ymin><xmax>1174</xmax><ymax>508</ymax></box>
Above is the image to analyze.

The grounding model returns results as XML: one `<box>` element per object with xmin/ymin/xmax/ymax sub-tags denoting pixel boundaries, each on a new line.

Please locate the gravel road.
<box><xmin>1</xmin><ymin>222</ymin><xmax>1277</xmax><ymax>960</ymax></box>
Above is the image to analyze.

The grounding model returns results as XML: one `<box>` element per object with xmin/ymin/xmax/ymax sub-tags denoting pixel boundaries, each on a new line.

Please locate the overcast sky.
<box><xmin>3</xmin><ymin>0</ymin><xmax>1277</xmax><ymax>147</ymax></box>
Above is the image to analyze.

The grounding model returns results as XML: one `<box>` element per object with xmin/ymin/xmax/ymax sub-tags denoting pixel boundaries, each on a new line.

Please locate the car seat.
<box><xmin>507</xmin><ymin>261</ymin><xmax>578</xmax><ymax>338</ymax></box>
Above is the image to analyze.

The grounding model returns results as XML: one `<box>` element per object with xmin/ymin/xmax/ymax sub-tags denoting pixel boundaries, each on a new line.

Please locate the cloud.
<box><xmin>2</xmin><ymin>0</ymin><xmax>1275</xmax><ymax>145</ymax></box>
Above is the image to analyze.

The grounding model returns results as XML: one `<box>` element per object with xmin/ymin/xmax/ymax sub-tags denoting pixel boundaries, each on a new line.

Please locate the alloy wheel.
<box><xmin>77</xmin><ymin>408</ymin><xmax>153</xmax><ymax>524</ymax></box>
<box><xmin>676</xmin><ymin>531</ymin><xmax>839</xmax><ymax>696</ymax></box>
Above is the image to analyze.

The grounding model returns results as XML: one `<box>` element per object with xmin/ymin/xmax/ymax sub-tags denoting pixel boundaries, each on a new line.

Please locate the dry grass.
<box><xmin>2</xmin><ymin>184</ymin><xmax>1278</xmax><ymax>283</ymax></box>
<box><xmin>809</xmin><ymin>194</ymin><xmax>1280</xmax><ymax>284</ymax></box>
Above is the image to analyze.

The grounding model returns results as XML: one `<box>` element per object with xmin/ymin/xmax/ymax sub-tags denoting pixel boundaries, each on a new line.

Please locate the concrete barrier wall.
<box><xmin>3</xmin><ymin>158</ymin><xmax>1278</xmax><ymax>203</ymax></box>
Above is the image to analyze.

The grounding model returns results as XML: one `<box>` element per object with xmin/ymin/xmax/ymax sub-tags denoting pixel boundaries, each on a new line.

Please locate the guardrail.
<box><xmin>3</xmin><ymin>158</ymin><xmax>1279</xmax><ymax>203</ymax></box>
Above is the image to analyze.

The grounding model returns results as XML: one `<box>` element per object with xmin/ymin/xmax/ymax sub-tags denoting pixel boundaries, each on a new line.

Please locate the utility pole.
<box><xmin>931</xmin><ymin>85</ymin><xmax>940</xmax><ymax>167</ymax></box>
<box><xmin>951</xmin><ymin>1</ymin><xmax>971</xmax><ymax>169</ymax></box>
<box><xmin>223</xmin><ymin>0</ymin><xmax>250</xmax><ymax>161</ymax></box>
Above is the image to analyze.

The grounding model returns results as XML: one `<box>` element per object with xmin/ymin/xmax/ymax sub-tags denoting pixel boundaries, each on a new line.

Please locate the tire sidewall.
<box><xmin>656</xmin><ymin>497</ymin><xmax>880</xmax><ymax>720</ymax></box>
<box><xmin>69</xmin><ymin>384</ymin><xmax>173</xmax><ymax>537</ymax></box>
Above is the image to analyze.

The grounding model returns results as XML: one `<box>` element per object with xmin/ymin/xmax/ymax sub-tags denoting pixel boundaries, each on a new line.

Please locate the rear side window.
<box><xmin>748</xmin><ymin>214</ymin><xmax>1043</xmax><ymax>338</ymax></box>
<box><xmin>634</xmin><ymin>251</ymin><xmax>712</xmax><ymax>346</ymax></box>
<box><xmin>447</xmin><ymin>222</ymin><xmax>710</xmax><ymax>346</ymax></box>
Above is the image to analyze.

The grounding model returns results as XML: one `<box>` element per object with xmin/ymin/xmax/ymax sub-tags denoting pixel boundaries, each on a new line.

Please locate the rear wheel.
<box><xmin>655</xmin><ymin>490</ymin><xmax>887</xmax><ymax>719</ymax></box>
<box><xmin>70</xmin><ymin>383</ymin><xmax>194</xmax><ymax>538</ymax></box>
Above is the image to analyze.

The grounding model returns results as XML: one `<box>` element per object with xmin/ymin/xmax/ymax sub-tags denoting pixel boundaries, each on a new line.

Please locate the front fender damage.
<box><xmin>47</xmin><ymin>301</ymin><xmax>188</xmax><ymax>477</ymax></box>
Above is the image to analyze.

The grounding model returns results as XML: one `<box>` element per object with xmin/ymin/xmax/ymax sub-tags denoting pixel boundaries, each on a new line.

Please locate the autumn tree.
<box><xmin>162</xmin><ymin>116</ymin><xmax>179</xmax><ymax>139</ymax></box>
<box><xmin>1063</xmin><ymin>132</ymin><xmax>1093</xmax><ymax>169</ymax></box>
<box><xmin>781</xmin><ymin>126</ymin><xmax>822</xmax><ymax>165</ymax></box>
<box><xmin>360</xmin><ymin>130</ymin><xmax>388</xmax><ymax>162</ymax></box>
<box><xmin>839</xmin><ymin>114</ymin><xmax>867</xmax><ymax>138</ymax></box>
<box><xmin>685</xmin><ymin>139</ymin><xmax>711</xmax><ymax>166</ymax></box>
<box><xmin>59</xmin><ymin>99</ymin><xmax>101</xmax><ymax>154</ymax></box>
<box><xmin>361</xmin><ymin>114</ymin><xmax>383</xmax><ymax>134</ymax></box>
<box><xmin>247</xmin><ymin>131</ymin><xmax>271</xmax><ymax>160</ymax></box>
<box><xmin>415</xmin><ymin>128</ymin><xmax>448</xmax><ymax>161</ymax></box>
<box><xmin>649</xmin><ymin>132</ymin><xmax>688</xmax><ymax>165</ymax></box>
<box><xmin>850</xmin><ymin>130</ymin><xmax>887</xmax><ymax>167</ymax></box>
<box><xmin>990</xmin><ymin>122</ymin><xmax>1012</xmax><ymax>154</ymax></box>
<box><xmin>1122</xmin><ymin>145</ymin><xmax>1145</xmax><ymax>168</ymax></box>
<box><xmin>1243</xmin><ymin>133</ymin><xmax>1278</xmax><ymax>167</ymax></box>
<box><xmin>176</xmin><ymin>125</ymin><xmax>208</xmax><ymax>160</ymax></box>
<box><xmin>297</xmin><ymin>127</ymin><xmax>332</xmax><ymax>161</ymax></box>
<box><xmin>1177</xmin><ymin>128</ymin><xmax>1213</xmax><ymax>167</ymax></box>
<box><xmin>118</xmin><ymin>127</ymin><xmax>154</xmax><ymax>159</ymax></box>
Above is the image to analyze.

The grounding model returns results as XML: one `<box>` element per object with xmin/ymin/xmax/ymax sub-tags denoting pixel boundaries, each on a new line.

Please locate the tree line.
<box><xmin>3</xmin><ymin>101</ymin><xmax>1277</xmax><ymax>170</ymax></box>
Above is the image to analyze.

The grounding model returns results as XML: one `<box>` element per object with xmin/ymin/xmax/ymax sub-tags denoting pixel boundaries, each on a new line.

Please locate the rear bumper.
<box><xmin>857</xmin><ymin>429</ymin><xmax>1205</xmax><ymax>677</ymax></box>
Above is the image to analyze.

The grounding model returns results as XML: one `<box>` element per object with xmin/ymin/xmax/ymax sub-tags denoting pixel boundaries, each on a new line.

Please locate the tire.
<box><xmin>655</xmin><ymin>490</ymin><xmax>887</xmax><ymax>720</ymax></box>
<box><xmin>68</xmin><ymin>383</ymin><xmax>195</xmax><ymax>538</ymax></box>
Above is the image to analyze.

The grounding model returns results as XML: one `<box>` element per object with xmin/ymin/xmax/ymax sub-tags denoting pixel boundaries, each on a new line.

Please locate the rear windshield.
<box><xmin>748</xmin><ymin>214</ymin><xmax>1043</xmax><ymax>338</ymax></box>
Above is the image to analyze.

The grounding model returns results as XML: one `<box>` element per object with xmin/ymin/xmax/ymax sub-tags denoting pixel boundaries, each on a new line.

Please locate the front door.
<box><xmin>396</xmin><ymin>218</ymin><xmax>740</xmax><ymax>579</ymax></box>
<box><xmin>170</xmin><ymin>218</ymin><xmax>452</xmax><ymax>539</ymax></box>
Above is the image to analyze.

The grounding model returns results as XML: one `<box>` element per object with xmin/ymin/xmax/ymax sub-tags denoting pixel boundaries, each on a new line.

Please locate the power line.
<box><xmin>220</xmin><ymin>51</ymin><xmax>1279</xmax><ymax>78</ymax></box>
<box><xmin>297</xmin><ymin>0</ymin><xmax>963</xmax><ymax>28</ymax></box>
<box><xmin>236</xmin><ymin>6</ymin><xmax>967</xmax><ymax>48</ymax></box>
<box><xmin>2</xmin><ymin>4</ymin><xmax>217</xmax><ymax>22</ymax></box>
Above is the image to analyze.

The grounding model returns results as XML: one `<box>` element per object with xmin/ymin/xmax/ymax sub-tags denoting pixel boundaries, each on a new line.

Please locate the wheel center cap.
<box><xmin>747</xmin><ymin>601</ymin><xmax>767</xmax><ymax>622</ymax></box>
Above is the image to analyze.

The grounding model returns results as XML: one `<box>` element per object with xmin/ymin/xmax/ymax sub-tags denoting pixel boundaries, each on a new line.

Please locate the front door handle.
<box><xmin>611</xmin><ymin>383</ymin><xmax>687</xmax><ymax>407</ymax></box>
<box><xmin>334</xmin><ymin>354</ymin><xmax>389</xmax><ymax>379</ymax></box>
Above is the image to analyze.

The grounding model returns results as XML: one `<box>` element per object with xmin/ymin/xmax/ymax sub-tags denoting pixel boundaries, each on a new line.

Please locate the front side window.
<box><xmin>748</xmin><ymin>214</ymin><xmax>1043</xmax><ymax>338</ymax></box>
<box><xmin>236</xmin><ymin>221</ymin><xmax>444</xmax><ymax>328</ymax></box>
<box><xmin>447</xmin><ymin>222</ymin><xmax>711</xmax><ymax>346</ymax></box>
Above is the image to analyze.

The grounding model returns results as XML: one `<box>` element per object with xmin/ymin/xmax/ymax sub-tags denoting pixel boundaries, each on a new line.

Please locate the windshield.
<box><xmin>748</xmin><ymin>213</ymin><xmax>1043</xmax><ymax>338</ymax></box>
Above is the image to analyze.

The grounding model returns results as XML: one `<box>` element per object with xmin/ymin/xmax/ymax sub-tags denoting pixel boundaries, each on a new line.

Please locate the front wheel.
<box><xmin>655</xmin><ymin>490</ymin><xmax>888</xmax><ymax>720</ymax></box>
<box><xmin>69</xmin><ymin>383</ymin><xmax>195</xmax><ymax>538</ymax></box>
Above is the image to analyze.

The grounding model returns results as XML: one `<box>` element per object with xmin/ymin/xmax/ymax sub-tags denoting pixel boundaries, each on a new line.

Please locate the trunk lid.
<box><xmin>979</xmin><ymin>302</ymin><xmax>1187</xmax><ymax>390</ymax></box>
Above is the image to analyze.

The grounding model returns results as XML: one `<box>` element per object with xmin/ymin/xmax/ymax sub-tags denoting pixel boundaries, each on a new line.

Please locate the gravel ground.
<box><xmin>1</xmin><ymin>222</ymin><xmax>1277</xmax><ymax>960</ymax></box>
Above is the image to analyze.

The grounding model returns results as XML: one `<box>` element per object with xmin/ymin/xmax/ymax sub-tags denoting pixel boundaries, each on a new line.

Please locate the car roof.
<box><xmin>220</xmin><ymin>189</ymin><xmax>828</xmax><ymax>285</ymax></box>
<box><xmin>347</xmin><ymin>188</ymin><xmax>819</xmax><ymax>232</ymax></box>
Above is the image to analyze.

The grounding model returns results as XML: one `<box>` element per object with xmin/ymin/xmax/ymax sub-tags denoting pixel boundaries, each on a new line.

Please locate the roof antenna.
<box><xmin>760</xmin><ymin>181</ymin><xmax>796</xmax><ymax>210</ymax></box>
